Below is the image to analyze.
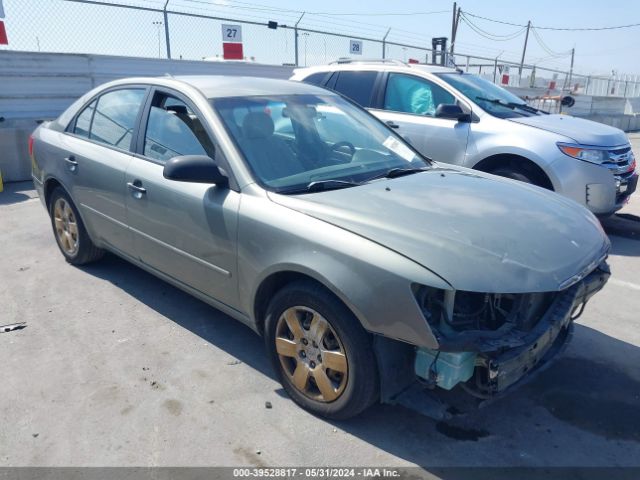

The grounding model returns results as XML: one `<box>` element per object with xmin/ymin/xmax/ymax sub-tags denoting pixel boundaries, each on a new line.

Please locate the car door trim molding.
<box><xmin>129</xmin><ymin>226</ymin><xmax>232</xmax><ymax>278</ymax></box>
<box><xmin>81</xmin><ymin>202</ymin><xmax>231</xmax><ymax>278</ymax></box>
<box><xmin>80</xmin><ymin>203</ymin><xmax>130</xmax><ymax>229</ymax></box>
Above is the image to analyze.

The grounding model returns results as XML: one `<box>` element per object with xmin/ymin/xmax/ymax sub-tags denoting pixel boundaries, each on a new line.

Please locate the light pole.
<box><xmin>301</xmin><ymin>32</ymin><xmax>310</xmax><ymax>66</ymax></box>
<box><xmin>152</xmin><ymin>21</ymin><xmax>163</xmax><ymax>59</ymax></box>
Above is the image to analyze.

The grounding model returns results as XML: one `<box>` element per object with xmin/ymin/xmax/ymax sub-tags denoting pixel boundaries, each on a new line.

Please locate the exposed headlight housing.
<box><xmin>557</xmin><ymin>143</ymin><xmax>609</xmax><ymax>164</ymax></box>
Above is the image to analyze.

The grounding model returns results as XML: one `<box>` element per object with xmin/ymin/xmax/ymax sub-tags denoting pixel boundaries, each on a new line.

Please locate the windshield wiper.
<box><xmin>476</xmin><ymin>96</ymin><xmax>541</xmax><ymax>114</ymax></box>
<box><xmin>364</xmin><ymin>167</ymin><xmax>429</xmax><ymax>183</ymax></box>
<box><xmin>277</xmin><ymin>179</ymin><xmax>361</xmax><ymax>194</ymax></box>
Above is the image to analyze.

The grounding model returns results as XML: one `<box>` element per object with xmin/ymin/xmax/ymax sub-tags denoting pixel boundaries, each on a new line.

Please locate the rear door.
<box><xmin>62</xmin><ymin>86</ymin><xmax>148</xmax><ymax>254</ymax></box>
<box><xmin>125</xmin><ymin>88</ymin><xmax>240</xmax><ymax>307</ymax></box>
<box><xmin>369</xmin><ymin>72</ymin><xmax>469</xmax><ymax>164</ymax></box>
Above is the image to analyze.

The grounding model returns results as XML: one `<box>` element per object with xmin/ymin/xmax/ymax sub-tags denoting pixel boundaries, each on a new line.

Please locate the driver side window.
<box><xmin>384</xmin><ymin>73</ymin><xmax>455</xmax><ymax>117</ymax></box>
<box><xmin>143</xmin><ymin>93</ymin><xmax>215</xmax><ymax>163</ymax></box>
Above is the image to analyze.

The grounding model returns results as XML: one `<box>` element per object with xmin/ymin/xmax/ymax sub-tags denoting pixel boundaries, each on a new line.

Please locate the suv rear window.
<box><xmin>302</xmin><ymin>72</ymin><xmax>329</xmax><ymax>86</ymax></box>
<box><xmin>332</xmin><ymin>71</ymin><xmax>378</xmax><ymax>108</ymax></box>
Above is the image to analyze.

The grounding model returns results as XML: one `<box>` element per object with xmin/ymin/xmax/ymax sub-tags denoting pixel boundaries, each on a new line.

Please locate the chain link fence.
<box><xmin>2</xmin><ymin>0</ymin><xmax>640</xmax><ymax>98</ymax></box>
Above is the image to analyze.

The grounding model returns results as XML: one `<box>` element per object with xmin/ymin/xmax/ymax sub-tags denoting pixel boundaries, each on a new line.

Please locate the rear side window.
<box><xmin>302</xmin><ymin>72</ymin><xmax>329</xmax><ymax>86</ymax></box>
<box><xmin>73</xmin><ymin>100</ymin><xmax>97</xmax><ymax>137</ymax></box>
<box><xmin>332</xmin><ymin>71</ymin><xmax>378</xmax><ymax>107</ymax></box>
<box><xmin>89</xmin><ymin>89</ymin><xmax>146</xmax><ymax>149</ymax></box>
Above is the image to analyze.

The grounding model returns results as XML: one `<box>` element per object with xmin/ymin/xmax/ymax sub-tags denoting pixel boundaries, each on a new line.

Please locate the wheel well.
<box><xmin>43</xmin><ymin>178</ymin><xmax>63</xmax><ymax>210</ymax></box>
<box><xmin>473</xmin><ymin>154</ymin><xmax>554</xmax><ymax>190</ymax></box>
<box><xmin>253</xmin><ymin>271</ymin><xmax>337</xmax><ymax>335</ymax></box>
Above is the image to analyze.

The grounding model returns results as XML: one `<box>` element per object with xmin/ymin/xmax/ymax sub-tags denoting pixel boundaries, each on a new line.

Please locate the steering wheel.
<box><xmin>330</xmin><ymin>141</ymin><xmax>356</xmax><ymax>160</ymax></box>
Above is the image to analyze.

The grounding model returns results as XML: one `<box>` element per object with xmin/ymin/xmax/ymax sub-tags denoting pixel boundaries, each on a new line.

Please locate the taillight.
<box><xmin>28</xmin><ymin>135</ymin><xmax>34</xmax><ymax>157</ymax></box>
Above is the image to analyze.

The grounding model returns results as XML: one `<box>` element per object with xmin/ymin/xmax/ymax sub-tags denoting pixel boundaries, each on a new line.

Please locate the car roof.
<box><xmin>294</xmin><ymin>62</ymin><xmax>458</xmax><ymax>76</ymax></box>
<box><xmin>104</xmin><ymin>75</ymin><xmax>334</xmax><ymax>99</ymax></box>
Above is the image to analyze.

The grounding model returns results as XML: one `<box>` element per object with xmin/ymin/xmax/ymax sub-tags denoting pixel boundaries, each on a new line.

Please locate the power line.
<box><xmin>463</xmin><ymin>11</ymin><xmax>640</xmax><ymax>31</ymax></box>
<box><xmin>531</xmin><ymin>27</ymin><xmax>572</xmax><ymax>57</ymax></box>
<box><xmin>459</xmin><ymin>13</ymin><xmax>526</xmax><ymax>41</ymax></box>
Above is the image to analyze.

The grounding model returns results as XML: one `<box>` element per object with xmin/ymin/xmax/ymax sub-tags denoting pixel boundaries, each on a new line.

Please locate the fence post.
<box><xmin>294</xmin><ymin>12</ymin><xmax>305</xmax><ymax>67</ymax></box>
<box><xmin>585</xmin><ymin>75</ymin><xmax>590</xmax><ymax>95</ymax></box>
<box><xmin>382</xmin><ymin>28</ymin><xmax>391</xmax><ymax>59</ymax></box>
<box><xmin>163</xmin><ymin>0</ymin><xmax>171</xmax><ymax>59</ymax></box>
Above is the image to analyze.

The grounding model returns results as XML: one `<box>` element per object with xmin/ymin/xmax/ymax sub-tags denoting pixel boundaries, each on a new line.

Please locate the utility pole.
<box><xmin>152</xmin><ymin>21</ymin><xmax>163</xmax><ymax>59</ymax></box>
<box><xmin>294</xmin><ymin>12</ymin><xmax>305</xmax><ymax>67</ymax></box>
<box><xmin>301</xmin><ymin>32</ymin><xmax>310</xmax><ymax>66</ymax></box>
<box><xmin>163</xmin><ymin>0</ymin><xmax>171</xmax><ymax>59</ymax></box>
<box><xmin>382</xmin><ymin>28</ymin><xmax>391</xmax><ymax>59</ymax></box>
<box><xmin>450</xmin><ymin>2</ymin><xmax>457</xmax><ymax>54</ymax></box>
<box><xmin>567</xmin><ymin>47</ymin><xmax>575</xmax><ymax>93</ymax></box>
<box><xmin>519</xmin><ymin>20</ymin><xmax>531</xmax><ymax>77</ymax></box>
<box><xmin>450</xmin><ymin>3</ymin><xmax>461</xmax><ymax>55</ymax></box>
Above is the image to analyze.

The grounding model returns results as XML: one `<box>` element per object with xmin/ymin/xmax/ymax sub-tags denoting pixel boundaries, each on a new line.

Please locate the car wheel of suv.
<box><xmin>49</xmin><ymin>187</ymin><xmax>105</xmax><ymax>265</ymax></box>
<box><xmin>264</xmin><ymin>281</ymin><xmax>379</xmax><ymax>419</ymax></box>
<box><xmin>490</xmin><ymin>167</ymin><xmax>536</xmax><ymax>185</ymax></box>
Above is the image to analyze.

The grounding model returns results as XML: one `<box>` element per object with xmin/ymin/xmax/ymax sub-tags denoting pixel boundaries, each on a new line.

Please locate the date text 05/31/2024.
<box><xmin>232</xmin><ymin>468</ymin><xmax>401</xmax><ymax>478</ymax></box>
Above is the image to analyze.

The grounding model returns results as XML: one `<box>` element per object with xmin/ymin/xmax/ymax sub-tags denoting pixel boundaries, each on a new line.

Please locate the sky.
<box><xmin>1</xmin><ymin>0</ymin><xmax>639</xmax><ymax>78</ymax></box>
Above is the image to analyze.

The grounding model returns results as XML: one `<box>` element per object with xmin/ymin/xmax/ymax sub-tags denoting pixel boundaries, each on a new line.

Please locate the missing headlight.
<box><xmin>413</xmin><ymin>285</ymin><xmax>556</xmax><ymax>338</ymax></box>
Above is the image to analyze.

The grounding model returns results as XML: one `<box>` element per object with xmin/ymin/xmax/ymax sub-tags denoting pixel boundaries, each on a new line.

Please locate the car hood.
<box><xmin>509</xmin><ymin>114</ymin><xmax>628</xmax><ymax>146</ymax></box>
<box><xmin>269</xmin><ymin>168</ymin><xmax>609</xmax><ymax>293</ymax></box>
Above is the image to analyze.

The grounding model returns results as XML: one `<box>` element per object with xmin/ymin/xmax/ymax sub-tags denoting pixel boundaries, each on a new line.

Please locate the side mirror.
<box><xmin>435</xmin><ymin>103</ymin><xmax>471</xmax><ymax>122</ymax></box>
<box><xmin>163</xmin><ymin>155</ymin><xmax>228</xmax><ymax>186</ymax></box>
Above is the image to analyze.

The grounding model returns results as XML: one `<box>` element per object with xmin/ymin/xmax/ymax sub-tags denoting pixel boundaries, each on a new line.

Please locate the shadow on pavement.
<box><xmin>79</xmin><ymin>253</ymin><xmax>640</xmax><ymax>467</ymax></box>
<box><xmin>0</xmin><ymin>181</ymin><xmax>37</xmax><ymax>206</ymax></box>
<box><xmin>603</xmin><ymin>213</ymin><xmax>640</xmax><ymax>243</ymax></box>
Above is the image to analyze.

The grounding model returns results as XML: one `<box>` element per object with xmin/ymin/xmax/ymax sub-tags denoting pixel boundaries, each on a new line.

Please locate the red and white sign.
<box><xmin>222</xmin><ymin>23</ymin><xmax>243</xmax><ymax>60</ymax></box>
<box><xmin>222</xmin><ymin>42</ymin><xmax>243</xmax><ymax>60</ymax></box>
<box><xmin>0</xmin><ymin>22</ymin><xmax>7</xmax><ymax>45</ymax></box>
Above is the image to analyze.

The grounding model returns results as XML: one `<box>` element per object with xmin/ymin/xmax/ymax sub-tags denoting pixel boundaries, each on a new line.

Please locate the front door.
<box><xmin>370</xmin><ymin>72</ymin><xmax>470</xmax><ymax>165</ymax></box>
<box><xmin>125</xmin><ymin>89</ymin><xmax>240</xmax><ymax>307</ymax></box>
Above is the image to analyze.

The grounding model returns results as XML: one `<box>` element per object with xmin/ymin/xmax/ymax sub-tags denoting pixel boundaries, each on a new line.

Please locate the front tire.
<box><xmin>264</xmin><ymin>281</ymin><xmax>379</xmax><ymax>419</ymax></box>
<box><xmin>490</xmin><ymin>167</ymin><xmax>536</xmax><ymax>185</ymax></box>
<box><xmin>49</xmin><ymin>187</ymin><xmax>104</xmax><ymax>265</ymax></box>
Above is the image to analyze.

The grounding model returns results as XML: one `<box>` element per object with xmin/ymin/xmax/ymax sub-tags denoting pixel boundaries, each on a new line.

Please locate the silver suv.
<box><xmin>291</xmin><ymin>60</ymin><xmax>638</xmax><ymax>216</ymax></box>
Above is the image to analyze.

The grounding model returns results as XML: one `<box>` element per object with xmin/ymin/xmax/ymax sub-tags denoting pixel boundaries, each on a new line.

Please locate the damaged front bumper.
<box><xmin>415</xmin><ymin>262</ymin><xmax>610</xmax><ymax>398</ymax></box>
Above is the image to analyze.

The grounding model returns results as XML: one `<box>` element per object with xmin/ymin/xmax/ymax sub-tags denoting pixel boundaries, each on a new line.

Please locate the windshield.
<box><xmin>436</xmin><ymin>73</ymin><xmax>538</xmax><ymax>119</ymax></box>
<box><xmin>212</xmin><ymin>94</ymin><xmax>429</xmax><ymax>193</ymax></box>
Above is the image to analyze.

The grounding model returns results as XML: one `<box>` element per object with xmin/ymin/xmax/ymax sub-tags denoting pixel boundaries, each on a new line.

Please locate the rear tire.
<box><xmin>49</xmin><ymin>187</ymin><xmax>105</xmax><ymax>265</ymax></box>
<box><xmin>264</xmin><ymin>281</ymin><xmax>379</xmax><ymax>420</ymax></box>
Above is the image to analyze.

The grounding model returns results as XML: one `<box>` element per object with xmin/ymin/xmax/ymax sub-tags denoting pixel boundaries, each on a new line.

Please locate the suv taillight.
<box><xmin>28</xmin><ymin>135</ymin><xmax>34</xmax><ymax>157</ymax></box>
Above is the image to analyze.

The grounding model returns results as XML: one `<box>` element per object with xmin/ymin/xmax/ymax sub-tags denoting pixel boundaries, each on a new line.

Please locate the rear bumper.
<box><xmin>32</xmin><ymin>174</ymin><xmax>46</xmax><ymax>209</ymax></box>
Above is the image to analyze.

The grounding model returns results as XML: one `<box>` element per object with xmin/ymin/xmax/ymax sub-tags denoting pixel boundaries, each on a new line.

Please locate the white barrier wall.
<box><xmin>1</xmin><ymin>50</ymin><xmax>638</xmax><ymax>182</ymax></box>
<box><xmin>0</xmin><ymin>50</ymin><xmax>294</xmax><ymax>181</ymax></box>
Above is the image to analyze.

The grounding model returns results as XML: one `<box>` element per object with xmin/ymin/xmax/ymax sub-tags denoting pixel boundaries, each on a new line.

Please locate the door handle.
<box><xmin>386</xmin><ymin>121</ymin><xmax>400</xmax><ymax>129</ymax></box>
<box><xmin>64</xmin><ymin>156</ymin><xmax>78</xmax><ymax>172</ymax></box>
<box><xmin>127</xmin><ymin>181</ymin><xmax>147</xmax><ymax>198</ymax></box>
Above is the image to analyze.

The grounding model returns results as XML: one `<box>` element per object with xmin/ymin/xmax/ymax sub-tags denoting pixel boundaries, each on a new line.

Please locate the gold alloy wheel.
<box><xmin>275</xmin><ymin>306</ymin><xmax>348</xmax><ymax>402</ymax></box>
<box><xmin>53</xmin><ymin>197</ymin><xmax>79</xmax><ymax>256</ymax></box>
